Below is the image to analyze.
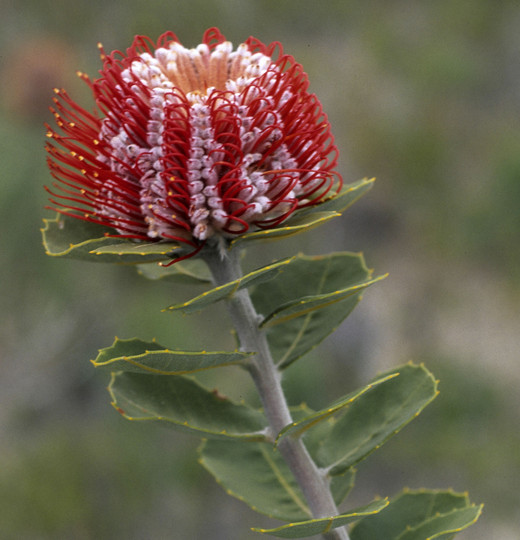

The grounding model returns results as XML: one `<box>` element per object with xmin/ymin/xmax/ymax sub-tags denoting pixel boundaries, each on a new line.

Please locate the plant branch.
<box><xmin>202</xmin><ymin>244</ymin><xmax>350</xmax><ymax>540</ymax></box>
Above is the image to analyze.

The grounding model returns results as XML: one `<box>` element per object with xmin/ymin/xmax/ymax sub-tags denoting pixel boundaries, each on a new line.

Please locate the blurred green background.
<box><xmin>1</xmin><ymin>0</ymin><xmax>519</xmax><ymax>538</ymax></box>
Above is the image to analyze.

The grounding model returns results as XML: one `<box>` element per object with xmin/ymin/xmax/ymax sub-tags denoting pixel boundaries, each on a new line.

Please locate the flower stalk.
<box><xmin>202</xmin><ymin>244</ymin><xmax>350</xmax><ymax>540</ymax></box>
<box><xmin>41</xmin><ymin>27</ymin><xmax>483</xmax><ymax>540</ymax></box>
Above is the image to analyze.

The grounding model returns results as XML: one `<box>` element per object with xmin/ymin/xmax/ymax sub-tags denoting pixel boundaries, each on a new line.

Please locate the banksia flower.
<box><xmin>46</xmin><ymin>28</ymin><xmax>341</xmax><ymax>255</ymax></box>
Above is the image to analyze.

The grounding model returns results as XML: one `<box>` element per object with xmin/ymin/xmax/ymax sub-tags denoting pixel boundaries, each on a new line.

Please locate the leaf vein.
<box><xmin>259</xmin><ymin>445</ymin><xmax>311</xmax><ymax>517</ymax></box>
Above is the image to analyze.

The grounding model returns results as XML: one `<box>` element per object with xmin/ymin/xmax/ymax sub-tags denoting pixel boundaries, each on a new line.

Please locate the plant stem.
<box><xmin>202</xmin><ymin>245</ymin><xmax>350</xmax><ymax>540</ymax></box>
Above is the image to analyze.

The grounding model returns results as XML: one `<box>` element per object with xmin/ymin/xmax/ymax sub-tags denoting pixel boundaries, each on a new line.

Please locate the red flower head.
<box><xmin>46</xmin><ymin>28</ymin><xmax>341</xmax><ymax>255</ymax></box>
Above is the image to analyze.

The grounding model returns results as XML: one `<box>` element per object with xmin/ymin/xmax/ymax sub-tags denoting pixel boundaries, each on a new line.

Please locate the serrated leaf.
<box><xmin>297</xmin><ymin>178</ymin><xmax>375</xmax><ymax>217</ymax></box>
<box><xmin>228</xmin><ymin>178</ymin><xmax>375</xmax><ymax>251</ymax></box>
<box><xmin>92</xmin><ymin>337</ymin><xmax>252</xmax><ymax>375</ymax></box>
<box><xmin>250</xmin><ymin>252</ymin><xmax>385</xmax><ymax>368</ymax></box>
<box><xmin>252</xmin><ymin>499</ymin><xmax>389</xmax><ymax>538</ymax></box>
<box><xmin>398</xmin><ymin>506</ymin><xmax>482</xmax><ymax>540</ymax></box>
<box><xmin>276</xmin><ymin>373</ymin><xmax>398</xmax><ymax>444</ymax></box>
<box><xmin>261</xmin><ymin>274</ymin><xmax>385</xmax><ymax>328</ymax></box>
<box><xmin>297</xmin><ymin>421</ymin><xmax>356</xmax><ymax>507</ymax></box>
<box><xmin>267</xmin><ymin>295</ymin><xmax>363</xmax><ymax>369</ymax></box>
<box><xmin>108</xmin><ymin>372</ymin><xmax>267</xmax><ymax>440</ymax></box>
<box><xmin>165</xmin><ymin>256</ymin><xmax>294</xmax><ymax>313</ymax></box>
<box><xmin>316</xmin><ymin>364</ymin><xmax>438</xmax><ymax>475</ymax></box>
<box><xmin>136</xmin><ymin>258</ymin><xmax>212</xmax><ymax>284</ymax></box>
<box><xmin>199</xmin><ymin>439</ymin><xmax>359</xmax><ymax>524</ymax></box>
<box><xmin>199</xmin><ymin>439</ymin><xmax>311</xmax><ymax>521</ymax></box>
<box><xmin>91</xmin><ymin>241</ymin><xmax>186</xmax><ymax>260</ymax></box>
<box><xmin>229</xmin><ymin>211</ymin><xmax>340</xmax><ymax>249</ymax></box>
<box><xmin>350</xmin><ymin>490</ymin><xmax>482</xmax><ymax>540</ymax></box>
<box><xmin>286</xmin><ymin>406</ymin><xmax>356</xmax><ymax>505</ymax></box>
<box><xmin>41</xmin><ymin>214</ymin><xmax>183</xmax><ymax>264</ymax></box>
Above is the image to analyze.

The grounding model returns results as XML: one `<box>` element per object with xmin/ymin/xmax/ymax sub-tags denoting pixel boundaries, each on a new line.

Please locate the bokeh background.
<box><xmin>1</xmin><ymin>1</ymin><xmax>519</xmax><ymax>538</ymax></box>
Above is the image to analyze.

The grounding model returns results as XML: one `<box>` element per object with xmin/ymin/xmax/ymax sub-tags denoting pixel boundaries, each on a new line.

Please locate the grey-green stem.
<box><xmin>202</xmin><ymin>244</ymin><xmax>350</xmax><ymax>540</ymax></box>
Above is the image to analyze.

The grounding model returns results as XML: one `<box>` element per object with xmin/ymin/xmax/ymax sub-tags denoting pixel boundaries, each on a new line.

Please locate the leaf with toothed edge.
<box><xmin>265</xmin><ymin>295</ymin><xmax>363</xmax><ymax>369</ymax></box>
<box><xmin>199</xmin><ymin>438</ymin><xmax>358</xmax><ymax>524</ymax></box>
<box><xmin>260</xmin><ymin>273</ymin><xmax>386</xmax><ymax>328</ymax></box>
<box><xmin>275</xmin><ymin>373</ymin><xmax>398</xmax><ymax>446</ymax></box>
<box><xmin>41</xmin><ymin>214</ymin><xmax>185</xmax><ymax>264</ymax></box>
<box><xmin>228</xmin><ymin>178</ymin><xmax>375</xmax><ymax>249</ymax></box>
<box><xmin>229</xmin><ymin>211</ymin><xmax>340</xmax><ymax>248</ymax></box>
<box><xmin>91</xmin><ymin>241</ymin><xmax>188</xmax><ymax>260</ymax></box>
<box><xmin>251</xmin><ymin>499</ymin><xmax>389</xmax><ymax>538</ymax></box>
<box><xmin>350</xmin><ymin>490</ymin><xmax>482</xmax><ymax>540</ymax></box>
<box><xmin>199</xmin><ymin>439</ymin><xmax>311</xmax><ymax>522</ymax></box>
<box><xmin>136</xmin><ymin>258</ymin><xmax>212</xmax><ymax>283</ymax></box>
<box><xmin>250</xmin><ymin>252</ymin><xmax>386</xmax><ymax>368</ymax></box>
<box><xmin>287</xmin><ymin>404</ymin><xmax>356</xmax><ymax>506</ymax></box>
<box><xmin>315</xmin><ymin>364</ymin><xmax>439</xmax><ymax>476</ymax></box>
<box><xmin>108</xmin><ymin>372</ymin><xmax>267</xmax><ymax>440</ymax></box>
<box><xmin>164</xmin><ymin>256</ymin><xmax>295</xmax><ymax>313</ymax></box>
<box><xmin>295</xmin><ymin>177</ymin><xmax>375</xmax><ymax>218</ymax></box>
<box><xmin>92</xmin><ymin>337</ymin><xmax>253</xmax><ymax>375</ymax></box>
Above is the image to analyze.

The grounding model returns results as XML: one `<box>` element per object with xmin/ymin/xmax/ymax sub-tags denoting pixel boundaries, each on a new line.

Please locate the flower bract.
<box><xmin>46</xmin><ymin>28</ymin><xmax>341</xmax><ymax>255</ymax></box>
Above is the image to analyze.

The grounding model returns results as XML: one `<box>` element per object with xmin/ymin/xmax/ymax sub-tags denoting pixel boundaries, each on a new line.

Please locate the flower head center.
<box><xmin>126</xmin><ymin>41</ymin><xmax>272</xmax><ymax>101</ymax></box>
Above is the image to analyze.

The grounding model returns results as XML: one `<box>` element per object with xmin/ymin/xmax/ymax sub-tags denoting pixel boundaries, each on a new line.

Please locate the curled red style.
<box><xmin>46</xmin><ymin>28</ymin><xmax>342</xmax><ymax>252</ymax></box>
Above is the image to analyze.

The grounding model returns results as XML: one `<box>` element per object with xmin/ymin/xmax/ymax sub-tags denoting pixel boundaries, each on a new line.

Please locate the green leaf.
<box><xmin>329</xmin><ymin>468</ymin><xmax>356</xmax><ymax>507</ymax></box>
<box><xmin>199</xmin><ymin>439</ymin><xmax>360</xmax><ymax>524</ymax></box>
<box><xmin>108</xmin><ymin>372</ymin><xmax>267</xmax><ymax>440</ymax></box>
<box><xmin>136</xmin><ymin>258</ymin><xmax>212</xmax><ymax>284</ymax></box>
<box><xmin>252</xmin><ymin>499</ymin><xmax>389</xmax><ymax>538</ymax></box>
<box><xmin>229</xmin><ymin>211</ymin><xmax>340</xmax><ymax>249</ymax></box>
<box><xmin>317</xmin><ymin>364</ymin><xmax>439</xmax><ymax>475</ymax></box>
<box><xmin>199</xmin><ymin>439</ymin><xmax>311</xmax><ymax>521</ymax></box>
<box><xmin>267</xmin><ymin>295</ymin><xmax>362</xmax><ymax>369</ymax></box>
<box><xmin>276</xmin><ymin>373</ymin><xmax>398</xmax><ymax>444</ymax></box>
<box><xmin>165</xmin><ymin>256</ymin><xmax>294</xmax><ymax>313</ymax></box>
<box><xmin>41</xmin><ymin>214</ymin><xmax>184</xmax><ymax>264</ymax></box>
<box><xmin>92</xmin><ymin>337</ymin><xmax>252</xmax><ymax>375</ymax></box>
<box><xmin>250</xmin><ymin>252</ymin><xmax>385</xmax><ymax>368</ymax></box>
<box><xmin>350</xmin><ymin>490</ymin><xmax>482</xmax><ymax>540</ymax></box>
<box><xmin>91</xmin><ymin>242</ymin><xmax>187</xmax><ymax>261</ymax></box>
<box><xmin>288</xmin><ymin>405</ymin><xmax>356</xmax><ymax>506</ymax></box>
<box><xmin>228</xmin><ymin>178</ymin><xmax>375</xmax><ymax>250</ymax></box>
<box><xmin>297</xmin><ymin>178</ymin><xmax>375</xmax><ymax>217</ymax></box>
<box><xmin>261</xmin><ymin>274</ymin><xmax>385</xmax><ymax>328</ymax></box>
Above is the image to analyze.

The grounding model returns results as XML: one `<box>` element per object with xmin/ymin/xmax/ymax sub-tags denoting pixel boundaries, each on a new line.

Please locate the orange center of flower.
<box><xmin>126</xmin><ymin>41</ymin><xmax>272</xmax><ymax>101</ymax></box>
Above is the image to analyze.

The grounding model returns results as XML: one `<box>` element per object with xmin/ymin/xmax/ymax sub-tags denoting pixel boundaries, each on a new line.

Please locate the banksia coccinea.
<box><xmin>46</xmin><ymin>28</ymin><xmax>341</xmax><ymax>256</ymax></box>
